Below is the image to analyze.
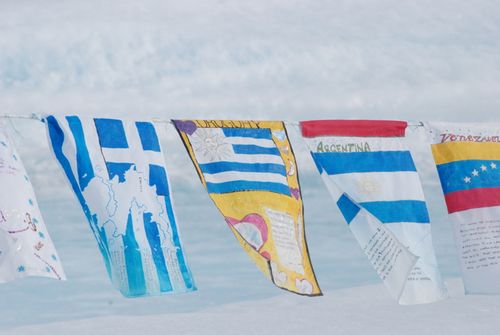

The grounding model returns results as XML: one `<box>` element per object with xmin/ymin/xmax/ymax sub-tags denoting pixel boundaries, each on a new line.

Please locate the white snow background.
<box><xmin>1</xmin><ymin>1</ymin><xmax>500</xmax><ymax>334</ymax></box>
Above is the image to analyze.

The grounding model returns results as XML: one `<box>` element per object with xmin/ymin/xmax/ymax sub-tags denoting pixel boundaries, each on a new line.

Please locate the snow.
<box><xmin>2</xmin><ymin>279</ymin><xmax>500</xmax><ymax>335</ymax></box>
<box><xmin>1</xmin><ymin>0</ymin><xmax>500</xmax><ymax>333</ymax></box>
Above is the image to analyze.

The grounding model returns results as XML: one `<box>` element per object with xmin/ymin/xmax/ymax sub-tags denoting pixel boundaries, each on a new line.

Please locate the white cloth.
<box><xmin>0</xmin><ymin>125</ymin><xmax>65</xmax><ymax>283</ymax></box>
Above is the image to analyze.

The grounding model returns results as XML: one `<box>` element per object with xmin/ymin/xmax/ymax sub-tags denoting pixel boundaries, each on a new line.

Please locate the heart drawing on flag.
<box><xmin>174</xmin><ymin>120</ymin><xmax>197</xmax><ymax>135</ymax></box>
<box><xmin>225</xmin><ymin>213</ymin><xmax>268</xmax><ymax>251</ymax></box>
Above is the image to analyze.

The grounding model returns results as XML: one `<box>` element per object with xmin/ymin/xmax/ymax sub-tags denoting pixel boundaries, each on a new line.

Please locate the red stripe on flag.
<box><xmin>444</xmin><ymin>187</ymin><xmax>500</xmax><ymax>214</ymax></box>
<box><xmin>300</xmin><ymin>120</ymin><xmax>408</xmax><ymax>138</ymax></box>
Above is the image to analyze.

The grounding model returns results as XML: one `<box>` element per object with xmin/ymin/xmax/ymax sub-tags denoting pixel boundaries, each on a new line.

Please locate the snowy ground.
<box><xmin>1</xmin><ymin>0</ymin><xmax>500</xmax><ymax>334</ymax></box>
<box><xmin>3</xmin><ymin>279</ymin><xmax>500</xmax><ymax>335</ymax></box>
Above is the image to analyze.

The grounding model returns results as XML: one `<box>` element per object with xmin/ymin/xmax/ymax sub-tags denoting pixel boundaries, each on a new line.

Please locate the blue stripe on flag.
<box><xmin>206</xmin><ymin>180</ymin><xmax>291</xmax><ymax>196</ymax></box>
<box><xmin>149</xmin><ymin>165</ymin><xmax>195</xmax><ymax>290</ymax></box>
<box><xmin>311</xmin><ymin>151</ymin><xmax>417</xmax><ymax>175</ymax></box>
<box><xmin>66</xmin><ymin>116</ymin><xmax>95</xmax><ymax>191</ymax></box>
<box><xmin>310</xmin><ymin>151</ymin><xmax>325</xmax><ymax>174</ymax></box>
<box><xmin>143</xmin><ymin>213</ymin><xmax>173</xmax><ymax>293</ymax></box>
<box><xmin>199</xmin><ymin>162</ymin><xmax>286</xmax><ymax>176</ymax></box>
<box><xmin>222</xmin><ymin>128</ymin><xmax>273</xmax><ymax>140</ymax></box>
<box><xmin>123</xmin><ymin>211</ymin><xmax>147</xmax><ymax>297</ymax></box>
<box><xmin>232</xmin><ymin>144</ymin><xmax>281</xmax><ymax>156</ymax></box>
<box><xmin>436</xmin><ymin>159</ymin><xmax>500</xmax><ymax>194</ymax></box>
<box><xmin>106</xmin><ymin>162</ymin><xmax>134</xmax><ymax>183</ymax></box>
<box><xmin>149</xmin><ymin>164</ymin><xmax>169</xmax><ymax>196</ymax></box>
<box><xmin>360</xmin><ymin>200</ymin><xmax>430</xmax><ymax>224</ymax></box>
<box><xmin>96</xmin><ymin>222</ymin><xmax>112</xmax><ymax>278</ymax></box>
<box><xmin>336</xmin><ymin>194</ymin><xmax>361</xmax><ymax>224</ymax></box>
<box><xmin>94</xmin><ymin>118</ymin><xmax>129</xmax><ymax>149</ymax></box>
<box><xmin>164</xmin><ymin>200</ymin><xmax>195</xmax><ymax>290</ymax></box>
<box><xmin>136</xmin><ymin>122</ymin><xmax>161</xmax><ymax>152</ymax></box>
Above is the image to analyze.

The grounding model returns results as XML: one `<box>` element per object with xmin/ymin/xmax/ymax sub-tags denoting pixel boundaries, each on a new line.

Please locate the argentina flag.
<box><xmin>301</xmin><ymin>120</ymin><xmax>448</xmax><ymax>304</ymax></box>
<box><xmin>46</xmin><ymin>115</ymin><xmax>195</xmax><ymax>297</ymax></box>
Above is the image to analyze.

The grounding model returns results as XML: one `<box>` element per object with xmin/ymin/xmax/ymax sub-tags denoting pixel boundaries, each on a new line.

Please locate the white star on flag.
<box><xmin>481</xmin><ymin>165</ymin><xmax>488</xmax><ymax>172</ymax></box>
<box><xmin>491</xmin><ymin>162</ymin><xmax>497</xmax><ymax>169</ymax></box>
<box><xmin>472</xmin><ymin>169</ymin><xmax>479</xmax><ymax>177</ymax></box>
<box><xmin>464</xmin><ymin>176</ymin><xmax>472</xmax><ymax>183</ymax></box>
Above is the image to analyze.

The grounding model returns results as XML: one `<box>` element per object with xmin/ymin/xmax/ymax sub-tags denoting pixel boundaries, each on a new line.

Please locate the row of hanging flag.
<box><xmin>1</xmin><ymin>115</ymin><xmax>499</xmax><ymax>305</ymax></box>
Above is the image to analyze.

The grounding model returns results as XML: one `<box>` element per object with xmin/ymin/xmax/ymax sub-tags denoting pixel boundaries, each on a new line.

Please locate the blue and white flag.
<box><xmin>186</xmin><ymin>126</ymin><xmax>291</xmax><ymax>196</ymax></box>
<box><xmin>301</xmin><ymin>120</ymin><xmax>448</xmax><ymax>304</ymax></box>
<box><xmin>46</xmin><ymin>115</ymin><xmax>195</xmax><ymax>297</ymax></box>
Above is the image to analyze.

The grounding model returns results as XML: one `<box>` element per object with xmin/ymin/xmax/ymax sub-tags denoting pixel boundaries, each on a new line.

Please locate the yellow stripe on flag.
<box><xmin>431</xmin><ymin>141</ymin><xmax>500</xmax><ymax>165</ymax></box>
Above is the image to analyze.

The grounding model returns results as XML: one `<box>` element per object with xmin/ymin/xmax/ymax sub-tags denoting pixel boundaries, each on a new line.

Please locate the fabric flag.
<box><xmin>427</xmin><ymin>122</ymin><xmax>500</xmax><ymax>294</ymax></box>
<box><xmin>301</xmin><ymin>120</ymin><xmax>447</xmax><ymax>304</ymax></box>
<box><xmin>174</xmin><ymin>119</ymin><xmax>321</xmax><ymax>296</ymax></box>
<box><xmin>46</xmin><ymin>115</ymin><xmax>195</xmax><ymax>297</ymax></box>
<box><xmin>0</xmin><ymin>124</ymin><xmax>65</xmax><ymax>283</ymax></box>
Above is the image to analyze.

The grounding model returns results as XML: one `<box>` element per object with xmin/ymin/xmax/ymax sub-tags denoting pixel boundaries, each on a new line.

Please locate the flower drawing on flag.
<box><xmin>191</xmin><ymin>129</ymin><xmax>232</xmax><ymax>162</ymax></box>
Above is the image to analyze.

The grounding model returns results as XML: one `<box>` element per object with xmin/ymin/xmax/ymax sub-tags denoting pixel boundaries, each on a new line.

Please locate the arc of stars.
<box><xmin>464</xmin><ymin>161</ymin><xmax>498</xmax><ymax>184</ymax></box>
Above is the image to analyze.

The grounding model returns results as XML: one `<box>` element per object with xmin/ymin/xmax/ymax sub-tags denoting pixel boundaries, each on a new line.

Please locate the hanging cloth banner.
<box><xmin>45</xmin><ymin>115</ymin><xmax>196</xmax><ymax>297</ymax></box>
<box><xmin>427</xmin><ymin>122</ymin><xmax>500</xmax><ymax>294</ymax></box>
<box><xmin>0</xmin><ymin>124</ymin><xmax>65</xmax><ymax>283</ymax></box>
<box><xmin>300</xmin><ymin>120</ymin><xmax>447</xmax><ymax>304</ymax></box>
<box><xmin>173</xmin><ymin>120</ymin><xmax>321</xmax><ymax>296</ymax></box>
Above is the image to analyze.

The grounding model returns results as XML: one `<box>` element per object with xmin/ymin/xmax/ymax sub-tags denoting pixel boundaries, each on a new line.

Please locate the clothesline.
<box><xmin>0</xmin><ymin>113</ymin><xmax>425</xmax><ymax>127</ymax></box>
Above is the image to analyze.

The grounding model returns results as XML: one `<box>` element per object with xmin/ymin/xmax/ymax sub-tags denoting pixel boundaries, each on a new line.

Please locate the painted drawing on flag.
<box><xmin>0</xmin><ymin>124</ymin><xmax>65</xmax><ymax>283</ymax></box>
<box><xmin>46</xmin><ymin>116</ymin><xmax>195</xmax><ymax>297</ymax></box>
<box><xmin>427</xmin><ymin>122</ymin><xmax>500</xmax><ymax>294</ymax></box>
<box><xmin>174</xmin><ymin>120</ymin><xmax>321</xmax><ymax>296</ymax></box>
<box><xmin>301</xmin><ymin>120</ymin><xmax>447</xmax><ymax>304</ymax></box>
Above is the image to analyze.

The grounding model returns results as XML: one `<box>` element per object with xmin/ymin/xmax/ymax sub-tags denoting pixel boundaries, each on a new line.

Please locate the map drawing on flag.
<box><xmin>427</xmin><ymin>122</ymin><xmax>500</xmax><ymax>294</ymax></box>
<box><xmin>0</xmin><ymin>124</ymin><xmax>65</xmax><ymax>283</ymax></box>
<box><xmin>174</xmin><ymin>119</ymin><xmax>321</xmax><ymax>296</ymax></box>
<box><xmin>301</xmin><ymin>120</ymin><xmax>448</xmax><ymax>304</ymax></box>
<box><xmin>46</xmin><ymin>115</ymin><xmax>195</xmax><ymax>297</ymax></box>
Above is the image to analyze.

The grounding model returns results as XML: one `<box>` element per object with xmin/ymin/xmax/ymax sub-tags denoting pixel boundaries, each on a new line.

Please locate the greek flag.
<box><xmin>186</xmin><ymin>127</ymin><xmax>290</xmax><ymax>196</ymax></box>
<box><xmin>301</xmin><ymin>120</ymin><xmax>448</xmax><ymax>304</ymax></box>
<box><xmin>46</xmin><ymin>115</ymin><xmax>195</xmax><ymax>297</ymax></box>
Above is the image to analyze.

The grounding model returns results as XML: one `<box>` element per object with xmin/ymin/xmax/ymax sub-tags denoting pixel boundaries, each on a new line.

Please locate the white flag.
<box><xmin>0</xmin><ymin>125</ymin><xmax>65</xmax><ymax>283</ymax></box>
<box><xmin>427</xmin><ymin>122</ymin><xmax>500</xmax><ymax>294</ymax></box>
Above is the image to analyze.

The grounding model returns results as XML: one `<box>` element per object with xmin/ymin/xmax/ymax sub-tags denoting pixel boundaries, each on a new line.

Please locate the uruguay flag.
<box><xmin>174</xmin><ymin>120</ymin><xmax>322</xmax><ymax>296</ymax></box>
<box><xmin>301</xmin><ymin>120</ymin><xmax>447</xmax><ymax>304</ymax></box>
<box><xmin>181</xmin><ymin>126</ymin><xmax>290</xmax><ymax>196</ymax></box>
<box><xmin>428</xmin><ymin>122</ymin><xmax>500</xmax><ymax>294</ymax></box>
<box><xmin>46</xmin><ymin>115</ymin><xmax>195</xmax><ymax>297</ymax></box>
